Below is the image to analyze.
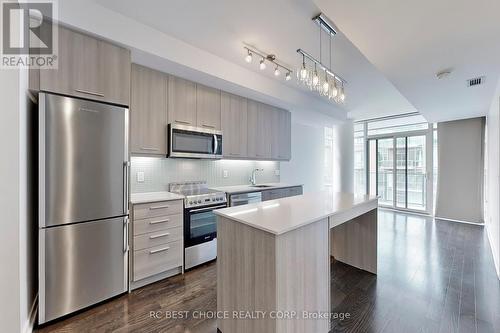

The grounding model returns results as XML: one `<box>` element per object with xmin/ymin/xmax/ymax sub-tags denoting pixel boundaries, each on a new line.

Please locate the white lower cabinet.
<box><xmin>130</xmin><ymin>199</ymin><xmax>184</xmax><ymax>290</ymax></box>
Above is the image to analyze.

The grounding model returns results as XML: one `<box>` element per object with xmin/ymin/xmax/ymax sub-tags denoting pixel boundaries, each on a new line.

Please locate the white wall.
<box><xmin>486</xmin><ymin>77</ymin><xmax>500</xmax><ymax>279</ymax></box>
<box><xmin>0</xmin><ymin>37</ymin><xmax>36</xmax><ymax>333</ymax></box>
<box><xmin>0</xmin><ymin>63</ymin><xmax>22</xmax><ymax>333</ymax></box>
<box><xmin>281</xmin><ymin>108</ymin><xmax>354</xmax><ymax>193</ymax></box>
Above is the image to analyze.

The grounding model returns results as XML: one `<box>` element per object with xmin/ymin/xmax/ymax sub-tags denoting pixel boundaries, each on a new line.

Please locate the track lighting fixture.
<box><xmin>243</xmin><ymin>46</ymin><xmax>293</xmax><ymax>82</ymax></box>
<box><xmin>245</xmin><ymin>50</ymin><xmax>253</xmax><ymax>63</ymax></box>
<box><xmin>259</xmin><ymin>58</ymin><xmax>266</xmax><ymax>70</ymax></box>
<box><xmin>274</xmin><ymin>66</ymin><xmax>280</xmax><ymax>76</ymax></box>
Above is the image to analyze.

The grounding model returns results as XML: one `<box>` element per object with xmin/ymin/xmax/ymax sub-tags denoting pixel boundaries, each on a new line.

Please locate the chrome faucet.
<box><xmin>249</xmin><ymin>168</ymin><xmax>263</xmax><ymax>186</ymax></box>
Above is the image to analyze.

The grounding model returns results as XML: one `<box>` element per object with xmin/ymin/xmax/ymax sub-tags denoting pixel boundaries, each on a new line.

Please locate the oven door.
<box><xmin>168</xmin><ymin>124</ymin><xmax>223</xmax><ymax>159</ymax></box>
<box><xmin>184</xmin><ymin>204</ymin><xmax>227</xmax><ymax>247</ymax></box>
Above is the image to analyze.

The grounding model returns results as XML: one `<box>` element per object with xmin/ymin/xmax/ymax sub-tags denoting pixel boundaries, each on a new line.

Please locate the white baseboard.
<box><xmin>486</xmin><ymin>225</ymin><xmax>500</xmax><ymax>280</ymax></box>
<box><xmin>434</xmin><ymin>216</ymin><xmax>484</xmax><ymax>226</ymax></box>
<box><xmin>22</xmin><ymin>294</ymin><xmax>38</xmax><ymax>333</ymax></box>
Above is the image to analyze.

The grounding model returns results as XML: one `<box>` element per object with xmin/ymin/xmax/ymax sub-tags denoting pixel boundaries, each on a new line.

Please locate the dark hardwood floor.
<box><xmin>36</xmin><ymin>209</ymin><xmax>500</xmax><ymax>333</ymax></box>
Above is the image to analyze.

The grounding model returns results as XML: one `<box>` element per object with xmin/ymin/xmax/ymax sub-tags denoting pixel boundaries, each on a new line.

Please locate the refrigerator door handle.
<box><xmin>124</xmin><ymin>161</ymin><xmax>130</xmax><ymax>215</ymax></box>
<box><xmin>123</xmin><ymin>216</ymin><xmax>129</xmax><ymax>253</ymax></box>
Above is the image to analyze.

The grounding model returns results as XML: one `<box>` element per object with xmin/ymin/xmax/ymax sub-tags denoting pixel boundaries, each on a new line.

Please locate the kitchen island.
<box><xmin>214</xmin><ymin>191</ymin><xmax>378</xmax><ymax>333</ymax></box>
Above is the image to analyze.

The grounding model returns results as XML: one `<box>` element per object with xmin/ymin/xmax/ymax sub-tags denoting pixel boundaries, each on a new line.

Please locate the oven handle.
<box><xmin>189</xmin><ymin>204</ymin><xmax>227</xmax><ymax>213</ymax></box>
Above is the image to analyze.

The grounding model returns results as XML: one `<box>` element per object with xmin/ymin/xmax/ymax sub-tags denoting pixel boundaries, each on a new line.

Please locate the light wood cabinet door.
<box><xmin>221</xmin><ymin>92</ymin><xmax>248</xmax><ymax>157</ymax></box>
<box><xmin>167</xmin><ymin>75</ymin><xmax>197</xmax><ymax>126</ymax></box>
<box><xmin>40</xmin><ymin>25</ymin><xmax>130</xmax><ymax>106</ymax></box>
<box><xmin>247</xmin><ymin>100</ymin><xmax>259</xmax><ymax>158</ymax></box>
<box><xmin>98</xmin><ymin>40</ymin><xmax>131</xmax><ymax>106</ymax></box>
<box><xmin>257</xmin><ymin>103</ymin><xmax>273</xmax><ymax>159</ymax></box>
<box><xmin>248</xmin><ymin>101</ymin><xmax>274</xmax><ymax>159</ymax></box>
<box><xmin>271</xmin><ymin>107</ymin><xmax>292</xmax><ymax>160</ymax></box>
<box><xmin>196</xmin><ymin>84</ymin><xmax>221</xmax><ymax>130</ymax></box>
<box><xmin>130</xmin><ymin>64</ymin><xmax>167</xmax><ymax>155</ymax></box>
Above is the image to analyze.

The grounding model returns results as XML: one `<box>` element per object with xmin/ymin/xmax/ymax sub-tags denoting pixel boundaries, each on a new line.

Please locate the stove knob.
<box><xmin>189</xmin><ymin>201</ymin><xmax>193</xmax><ymax>205</ymax></box>
<box><xmin>212</xmin><ymin>198</ymin><xmax>216</xmax><ymax>201</ymax></box>
<box><xmin>198</xmin><ymin>200</ymin><xmax>202</xmax><ymax>204</ymax></box>
<box><xmin>215</xmin><ymin>197</ymin><xmax>219</xmax><ymax>201</ymax></box>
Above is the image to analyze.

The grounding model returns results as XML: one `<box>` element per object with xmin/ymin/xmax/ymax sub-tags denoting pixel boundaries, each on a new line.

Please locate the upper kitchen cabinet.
<box><xmin>130</xmin><ymin>64</ymin><xmax>167</xmax><ymax>155</ymax></box>
<box><xmin>167</xmin><ymin>75</ymin><xmax>197</xmax><ymax>126</ymax></box>
<box><xmin>196</xmin><ymin>84</ymin><xmax>221</xmax><ymax>130</ymax></box>
<box><xmin>271</xmin><ymin>107</ymin><xmax>292</xmax><ymax>160</ymax></box>
<box><xmin>39</xmin><ymin>25</ymin><xmax>131</xmax><ymax>106</ymax></box>
<box><xmin>247</xmin><ymin>100</ymin><xmax>272</xmax><ymax>159</ymax></box>
<box><xmin>221</xmin><ymin>92</ymin><xmax>248</xmax><ymax>158</ymax></box>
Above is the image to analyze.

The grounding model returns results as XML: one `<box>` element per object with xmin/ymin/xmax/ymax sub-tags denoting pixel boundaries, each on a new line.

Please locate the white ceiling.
<box><xmin>93</xmin><ymin>0</ymin><xmax>416</xmax><ymax>120</ymax></box>
<box><xmin>316</xmin><ymin>0</ymin><xmax>500</xmax><ymax>122</ymax></box>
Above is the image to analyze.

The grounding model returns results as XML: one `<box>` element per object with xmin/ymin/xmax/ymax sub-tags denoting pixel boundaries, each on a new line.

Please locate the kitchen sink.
<box><xmin>251</xmin><ymin>185</ymin><xmax>274</xmax><ymax>188</ymax></box>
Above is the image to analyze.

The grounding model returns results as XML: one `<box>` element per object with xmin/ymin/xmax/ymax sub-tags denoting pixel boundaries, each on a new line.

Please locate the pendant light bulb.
<box><xmin>312</xmin><ymin>71</ymin><xmax>319</xmax><ymax>87</ymax></box>
<box><xmin>340</xmin><ymin>91</ymin><xmax>345</xmax><ymax>102</ymax></box>
<box><xmin>259</xmin><ymin>58</ymin><xmax>266</xmax><ymax>70</ymax></box>
<box><xmin>274</xmin><ymin>66</ymin><xmax>280</xmax><ymax>76</ymax></box>
<box><xmin>322</xmin><ymin>79</ymin><xmax>329</xmax><ymax>94</ymax></box>
<box><xmin>331</xmin><ymin>81</ymin><xmax>338</xmax><ymax>98</ymax></box>
<box><xmin>245</xmin><ymin>50</ymin><xmax>253</xmax><ymax>63</ymax></box>
<box><xmin>285</xmin><ymin>71</ymin><xmax>291</xmax><ymax>81</ymax></box>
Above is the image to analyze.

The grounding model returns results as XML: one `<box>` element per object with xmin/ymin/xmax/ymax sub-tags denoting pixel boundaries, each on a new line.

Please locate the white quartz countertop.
<box><xmin>210</xmin><ymin>183</ymin><xmax>303</xmax><ymax>195</ymax></box>
<box><xmin>214</xmin><ymin>191</ymin><xmax>378</xmax><ymax>235</ymax></box>
<box><xmin>130</xmin><ymin>191</ymin><xmax>185</xmax><ymax>204</ymax></box>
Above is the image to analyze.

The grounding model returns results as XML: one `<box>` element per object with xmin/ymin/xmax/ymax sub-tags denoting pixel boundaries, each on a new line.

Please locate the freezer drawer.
<box><xmin>39</xmin><ymin>217</ymin><xmax>128</xmax><ymax>324</ymax></box>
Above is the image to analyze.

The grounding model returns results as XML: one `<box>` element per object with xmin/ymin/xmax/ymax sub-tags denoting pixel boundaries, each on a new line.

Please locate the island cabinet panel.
<box><xmin>130</xmin><ymin>64</ymin><xmax>167</xmax><ymax>155</ymax></box>
<box><xmin>196</xmin><ymin>84</ymin><xmax>221</xmax><ymax>130</ymax></box>
<box><xmin>39</xmin><ymin>25</ymin><xmax>130</xmax><ymax>106</ymax></box>
<box><xmin>167</xmin><ymin>75</ymin><xmax>197</xmax><ymax>126</ymax></box>
<box><xmin>247</xmin><ymin>100</ymin><xmax>272</xmax><ymax>159</ymax></box>
<box><xmin>330</xmin><ymin>208</ymin><xmax>378</xmax><ymax>274</ymax></box>
<box><xmin>221</xmin><ymin>92</ymin><xmax>248</xmax><ymax>158</ymax></box>
<box><xmin>217</xmin><ymin>216</ymin><xmax>330</xmax><ymax>333</ymax></box>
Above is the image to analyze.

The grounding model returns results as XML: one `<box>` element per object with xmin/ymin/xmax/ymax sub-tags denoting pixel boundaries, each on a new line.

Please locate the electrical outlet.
<box><xmin>136</xmin><ymin>171</ymin><xmax>145</xmax><ymax>183</ymax></box>
<box><xmin>223</xmin><ymin>170</ymin><xmax>229</xmax><ymax>178</ymax></box>
<box><xmin>274</xmin><ymin>169</ymin><xmax>280</xmax><ymax>176</ymax></box>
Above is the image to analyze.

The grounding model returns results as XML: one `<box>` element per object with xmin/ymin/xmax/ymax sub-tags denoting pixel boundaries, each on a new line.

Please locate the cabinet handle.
<box><xmin>149</xmin><ymin>218</ymin><xmax>170</xmax><ymax>225</ymax></box>
<box><xmin>74</xmin><ymin>89</ymin><xmax>105</xmax><ymax>97</ymax></box>
<box><xmin>149</xmin><ymin>205</ymin><xmax>169</xmax><ymax>210</ymax></box>
<box><xmin>202</xmin><ymin>124</ymin><xmax>215</xmax><ymax>129</ymax></box>
<box><xmin>141</xmin><ymin>147</ymin><xmax>159</xmax><ymax>151</ymax></box>
<box><xmin>149</xmin><ymin>232</ymin><xmax>170</xmax><ymax>239</ymax></box>
<box><xmin>175</xmin><ymin>120</ymin><xmax>191</xmax><ymax>125</ymax></box>
<box><xmin>149</xmin><ymin>246</ymin><xmax>170</xmax><ymax>254</ymax></box>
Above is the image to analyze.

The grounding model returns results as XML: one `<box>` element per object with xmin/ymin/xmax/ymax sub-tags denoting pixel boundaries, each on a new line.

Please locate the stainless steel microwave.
<box><xmin>167</xmin><ymin>123</ymin><xmax>223</xmax><ymax>159</ymax></box>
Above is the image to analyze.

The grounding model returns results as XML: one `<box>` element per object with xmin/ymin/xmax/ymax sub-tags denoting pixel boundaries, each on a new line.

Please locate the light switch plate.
<box><xmin>223</xmin><ymin>170</ymin><xmax>229</xmax><ymax>178</ymax></box>
<box><xmin>136</xmin><ymin>171</ymin><xmax>145</xmax><ymax>183</ymax></box>
<box><xmin>274</xmin><ymin>169</ymin><xmax>280</xmax><ymax>176</ymax></box>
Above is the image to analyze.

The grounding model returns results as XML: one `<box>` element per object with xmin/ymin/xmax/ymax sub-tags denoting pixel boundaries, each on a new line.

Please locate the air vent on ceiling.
<box><xmin>467</xmin><ymin>76</ymin><xmax>485</xmax><ymax>87</ymax></box>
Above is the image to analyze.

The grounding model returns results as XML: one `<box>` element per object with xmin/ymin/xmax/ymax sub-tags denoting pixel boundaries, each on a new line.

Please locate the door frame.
<box><xmin>366</xmin><ymin>128</ymin><xmax>434</xmax><ymax>215</ymax></box>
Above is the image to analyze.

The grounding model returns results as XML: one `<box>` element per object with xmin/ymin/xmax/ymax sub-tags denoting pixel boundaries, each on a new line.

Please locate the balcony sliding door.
<box><xmin>368</xmin><ymin>133</ymin><xmax>431</xmax><ymax>213</ymax></box>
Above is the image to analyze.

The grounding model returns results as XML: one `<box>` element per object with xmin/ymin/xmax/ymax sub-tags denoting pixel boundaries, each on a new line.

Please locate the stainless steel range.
<box><xmin>169</xmin><ymin>181</ymin><xmax>227</xmax><ymax>269</ymax></box>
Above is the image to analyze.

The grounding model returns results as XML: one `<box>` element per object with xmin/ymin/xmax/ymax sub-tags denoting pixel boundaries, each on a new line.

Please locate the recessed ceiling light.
<box><xmin>436</xmin><ymin>69</ymin><xmax>452</xmax><ymax>80</ymax></box>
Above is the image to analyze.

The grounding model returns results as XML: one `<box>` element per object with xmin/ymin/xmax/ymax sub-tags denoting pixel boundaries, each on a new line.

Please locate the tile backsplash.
<box><xmin>130</xmin><ymin>157</ymin><xmax>280</xmax><ymax>193</ymax></box>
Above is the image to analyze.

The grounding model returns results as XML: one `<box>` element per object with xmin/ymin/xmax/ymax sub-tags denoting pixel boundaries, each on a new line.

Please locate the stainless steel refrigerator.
<box><xmin>38</xmin><ymin>93</ymin><xmax>129</xmax><ymax>324</ymax></box>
